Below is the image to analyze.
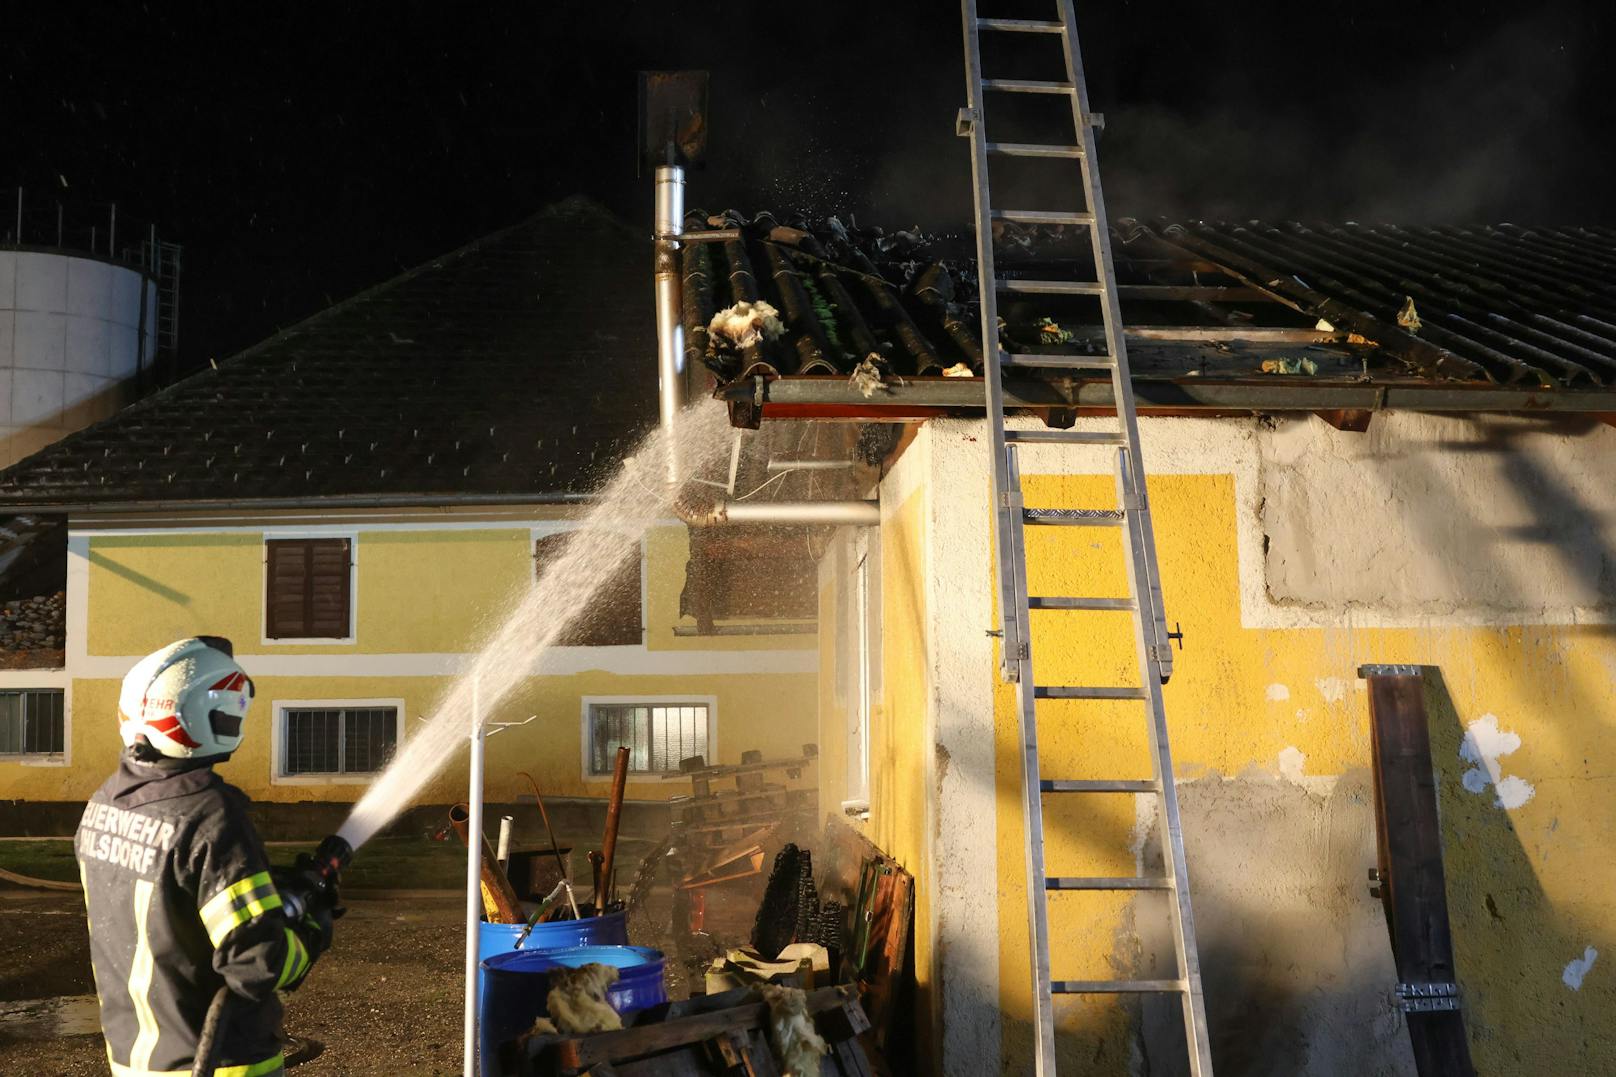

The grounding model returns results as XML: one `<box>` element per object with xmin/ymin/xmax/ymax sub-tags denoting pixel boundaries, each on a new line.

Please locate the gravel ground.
<box><xmin>0</xmin><ymin>878</ymin><xmax>755</xmax><ymax>1076</ymax></box>
<box><xmin>0</xmin><ymin>889</ymin><xmax>467</xmax><ymax>1076</ymax></box>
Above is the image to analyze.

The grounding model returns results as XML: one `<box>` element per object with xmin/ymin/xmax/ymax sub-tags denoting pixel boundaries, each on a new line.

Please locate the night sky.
<box><xmin>6</xmin><ymin>2</ymin><xmax>1611</xmax><ymax>377</ymax></box>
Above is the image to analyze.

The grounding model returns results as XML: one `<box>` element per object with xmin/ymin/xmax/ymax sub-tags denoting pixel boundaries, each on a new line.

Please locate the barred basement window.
<box><xmin>280</xmin><ymin>705</ymin><xmax>398</xmax><ymax>776</ymax></box>
<box><xmin>0</xmin><ymin>689</ymin><xmax>65</xmax><ymax>756</ymax></box>
<box><xmin>265</xmin><ymin>538</ymin><xmax>353</xmax><ymax>640</ymax></box>
<box><xmin>586</xmin><ymin>701</ymin><xmax>710</xmax><ymax>776</ymax></box>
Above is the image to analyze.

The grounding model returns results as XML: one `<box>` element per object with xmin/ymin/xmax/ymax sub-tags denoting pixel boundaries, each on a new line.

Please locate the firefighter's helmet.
<box><xmin>118</xmin><ymin>637</ymin><xmax>256</xmax><ymax>759</ymax></box>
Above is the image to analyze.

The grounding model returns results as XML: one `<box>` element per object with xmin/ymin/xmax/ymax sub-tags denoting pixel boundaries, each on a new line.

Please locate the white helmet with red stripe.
<box><xmin>118</xmin><ymin>637</ymin><xmax>256</xmax><ymax>760</ymax></box>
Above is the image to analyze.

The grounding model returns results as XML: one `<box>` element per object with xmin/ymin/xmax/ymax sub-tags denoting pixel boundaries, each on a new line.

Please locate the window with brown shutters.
<box><xmin>534</xmin><ymin>532</ymin><xmax>642</xmax><ymax>646</ymax></box>
<box><xmin>265</xmin><ymin>538</ymin><xmax>353</xmax><ymax>640</ymax></box>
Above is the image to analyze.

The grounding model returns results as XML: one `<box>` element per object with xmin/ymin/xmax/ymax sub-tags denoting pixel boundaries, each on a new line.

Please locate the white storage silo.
<box><xmin>0</xmin><ymin>246</ymin><xmax>159</xmax><ymax>467</ymax></box>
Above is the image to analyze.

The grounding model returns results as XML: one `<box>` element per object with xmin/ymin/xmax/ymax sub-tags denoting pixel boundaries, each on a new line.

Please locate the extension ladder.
<box><xmin>956</xmin><ymin>3</ymin><xmax>1214</xmax><ymax>1074</ymax></box>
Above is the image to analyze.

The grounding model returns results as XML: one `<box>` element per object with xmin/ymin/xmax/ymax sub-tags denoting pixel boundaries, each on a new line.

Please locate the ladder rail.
<box><xmin>1115</xmin><ymin>452</ymin><xmax>1215</xmax><ymax>1077</ymax></box>
<box><xmin>959</xmin><ymin>0</ymin><xmax>1025</xmax><ymax>685</ymax></box>
<box><xmin>1052</xmin><ymin>0</ymin><xmax>1175</xmax><ymax>681</ymax></box>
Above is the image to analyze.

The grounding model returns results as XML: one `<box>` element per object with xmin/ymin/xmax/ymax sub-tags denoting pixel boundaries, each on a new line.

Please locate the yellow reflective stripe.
<box><xmin>200</xmin><ymin>872</ymin><xmax>282</xmax><ymax>947</ymax></box>
<box><xmin>128</xmin><ymin>880</ymin><xmax>159</xmax><ymax>1070</ymax></box>
<box><xmin>275</xmin><ymin>927</ymin><xmax>310</xmax><ymax>989</ymax></box>
<box><xmin>105</xmin><ymin>1044</ymin><xmax>285</xmax><ymax>1077</ymax></box>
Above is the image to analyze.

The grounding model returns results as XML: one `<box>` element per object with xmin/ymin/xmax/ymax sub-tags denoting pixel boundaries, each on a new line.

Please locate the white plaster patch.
<box><xmin>1295</xmin><ymin>708</ymin><xmax>1309</xmax><ymax>724</ymax></box>
<box><xmin>1278</xmin><ymin>746</ymin><xmax>1307</xmax><ymax>784</ymax></box>
<box><xmin>1266</xmin><ymin>683</ymin><xmax>1290</xmax><ymax>702</ymax></box>
<box><xmin>1564</xmin><ymin>947</ymin><xmax>1598</xmax><ymax>991</ymax></box>
<box><xmin>1459</xmin><ymin>713</ymin><xmax>1536</xmax><ymax>810</ymax></box>
<box><xmin>1316</xmin><ymin>676</ymin><xmax>1347</xmax><ymax>703</ymax></box>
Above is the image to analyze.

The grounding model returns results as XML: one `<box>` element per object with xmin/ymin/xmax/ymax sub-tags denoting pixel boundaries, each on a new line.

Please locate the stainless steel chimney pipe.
<box><xmin>653</xmin><ymin>165</ymin><xmax>686</xmax><ymax>485</ymax></box>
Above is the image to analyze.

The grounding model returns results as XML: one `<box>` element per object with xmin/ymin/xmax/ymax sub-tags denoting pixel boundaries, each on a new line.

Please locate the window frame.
<box><xmin>270</xmin><ymin>697</ymin><xmax>404</xmax><ymax>786</ymax></box>
<box><xmin>260</xmin><ymin>532</ymin><xmax>359</xmax><ymax>646</ymax></box>
<box><xmin>0</xmin><ymin>687</ymin><xmax>68</xmax><ymax>764</ymax></box>
<box><xmin>579</xmin><ymin>694</ymin><xmax>718</xmax><ymax>783</ymax></box>
<box><xmin>530</xmin><ymin>525</ymin><xmax>647</xmax><ymax>648</ymax></box>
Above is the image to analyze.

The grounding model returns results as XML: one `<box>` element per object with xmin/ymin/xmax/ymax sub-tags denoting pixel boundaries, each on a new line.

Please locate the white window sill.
<box><xmin>270</xmin><ymin>773</ymin><xmax>380</xmax><ymax>786</ymax></box>
<box><xmin>260</xmin><ymin>637</ymin><xmax>358</xmax><ymax>647</ymax></box>
<box><xmin>0</xmin><ymin>754</ymin><xmax>67</xmax><ymax>768</ymax></box>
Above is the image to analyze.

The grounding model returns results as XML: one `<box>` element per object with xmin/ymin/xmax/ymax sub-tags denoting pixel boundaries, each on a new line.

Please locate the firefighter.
<box><xmin>77</xmin><ymin>637</ymin><xmax>334</xmax><ymax>1077</ymax></box>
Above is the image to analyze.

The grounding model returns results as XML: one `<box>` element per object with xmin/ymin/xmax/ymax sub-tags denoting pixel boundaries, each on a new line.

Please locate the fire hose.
<box><xmin>190</xmin><ymin>834</ymin><xmax>352</xmax><ymax>1077</ymax></box>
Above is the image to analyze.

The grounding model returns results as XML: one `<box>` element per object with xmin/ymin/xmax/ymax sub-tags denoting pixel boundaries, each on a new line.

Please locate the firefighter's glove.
<box><xmin>296</xmin><ymin>907</ymin><xmax>335</xmax><ymax>962</ymax></box>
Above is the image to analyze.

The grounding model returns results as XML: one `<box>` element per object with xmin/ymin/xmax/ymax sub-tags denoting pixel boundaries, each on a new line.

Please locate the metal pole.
<box><xmin>697</xmin><ymin>500</ymin><xmax>881</xmax><ymax>526</ymax></box>
<box><xmin>653</xmin><ymin>164</ymin><xmax>686</xmax><ymax>485</ymax></box>
<box><xmin>462</xmin><ymin>675</ymin><xmax>485</xmax><ymax>1077</ymax></box>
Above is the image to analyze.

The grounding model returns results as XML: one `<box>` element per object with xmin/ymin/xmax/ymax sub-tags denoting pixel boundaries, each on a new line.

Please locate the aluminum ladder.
<box><xmin>956</xmin><ymin>3</ymin><xmax>1214</xmax><ymax>1073</ymax></box>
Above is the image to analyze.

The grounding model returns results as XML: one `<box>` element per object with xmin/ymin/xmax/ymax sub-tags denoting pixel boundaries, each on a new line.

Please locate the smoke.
<box><xmin>1096</xmin><ymin>11</ymin><xmax>1602</xmax><ymax>223</ymax></box>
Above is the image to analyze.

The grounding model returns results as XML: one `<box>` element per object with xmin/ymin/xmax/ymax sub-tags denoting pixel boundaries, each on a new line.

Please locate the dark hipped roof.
<box><xmin>0</xmin><ymin>198</ymin><xmax>661</xmax><ymax>509</ymax></box>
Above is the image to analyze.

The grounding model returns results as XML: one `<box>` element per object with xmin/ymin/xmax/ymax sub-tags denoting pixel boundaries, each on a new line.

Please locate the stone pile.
<box><xmin>0</xmin><ymin>592</ymin><xmax>65</xmax><ymax>652</ymax></box>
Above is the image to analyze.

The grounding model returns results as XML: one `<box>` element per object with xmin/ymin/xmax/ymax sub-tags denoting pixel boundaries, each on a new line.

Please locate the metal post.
<box><xmin>653</xmin><ymin>164</ymin><xmax>686</xmax><ymax>485</ymax></box>
<box><xmin>462</xmin><ymin>675</ymin><xmax>485</xmax><ymax>1077</ymax></box>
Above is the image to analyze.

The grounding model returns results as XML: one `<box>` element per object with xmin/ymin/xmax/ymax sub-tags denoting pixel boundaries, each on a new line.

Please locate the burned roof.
<box><xmin>2</xmin><ymin>197</ymin><xmax>1612</xmax><ymax>511</ymax></box>
<box><xmin>682</xmin><ymin>211</ymin><xmax>1616</xmax><ymax>424</ymax></box>
<box><xmin>0</xmin><ymin>198</ymin><xmax>663</xmax><ymax>509</ymax></box>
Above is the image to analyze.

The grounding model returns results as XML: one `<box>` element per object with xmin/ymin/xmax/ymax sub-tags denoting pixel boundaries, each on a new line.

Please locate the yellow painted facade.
<box><xmin>3</xmin><ymin>517</ymin><xmax>817</xmax><ymax>806</ymax></box>
<box><xmin>992</xmin><ymin>472</ymin><xmax>1616</xmax><ymax>1073</ymax></box>
<box><xmin>815</xmin><ymin>420</ymin><xmax>1616</xmax><ymax>1073</ymax></box>
<box><xmin>817</xmin><ymin>490</ymin><xmax>937</xmax><ymax>1072</ymax></box>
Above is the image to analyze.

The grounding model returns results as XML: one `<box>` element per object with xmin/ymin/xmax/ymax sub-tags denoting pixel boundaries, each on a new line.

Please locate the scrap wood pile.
<box><xmin>627</xmin><ymin>747</ymin><xmax>818</xmax><ymax>931</ymax></box>
<box><xmin>513</xmin><ymin>982</ymin><xmax>875</xmax><ymax>1077</ymax></box>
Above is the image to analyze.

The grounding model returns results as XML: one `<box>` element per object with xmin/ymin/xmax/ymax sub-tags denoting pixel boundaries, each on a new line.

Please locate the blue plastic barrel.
<box><xmin>476</xmin><ymin>910</ymin><xmax>627</xmax><ymax>1023</ymax></box>
<box><xmin>479</xmin><ymin>944</ymin><xmax>666</xmax><ymax>1075</ymax></box>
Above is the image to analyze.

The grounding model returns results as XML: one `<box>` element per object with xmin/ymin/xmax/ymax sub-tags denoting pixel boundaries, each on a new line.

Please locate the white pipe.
<box><xmin>717</xmin><ymin>501</ymin><xmax>880</xmax><ymax>525</ymax></box>
<box><xmin>496</xmin><ymin>816</ymin><xmax>513</xmax><ymax>867</ymax></box>
<box><xmin>654</xmin><ymin>164</ymin><xmax>686</xmax><ymax>486</ymax></box>
<box><xmin>462</xmin><ymin>677</ymin><xmax>485</xmax><ymax>1077</ymax></box>
<box><xmin>766</xmin><ymin>459</ymin><xmax>856</xmax><ymax>472</ymax></box>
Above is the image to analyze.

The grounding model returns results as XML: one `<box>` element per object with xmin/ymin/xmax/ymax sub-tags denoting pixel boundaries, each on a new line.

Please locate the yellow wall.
<box><xmin>85</xmin><ymin>524</ymin><xmax>813</xmax><ymax>657</ymax></box>
<box><xmin>5</xmin><ymin>518</ymin><xmax>817</xmax><ymax>806</ymax></box>
<box><xmin>991</xmin><ymin>472</ymin><xmax>1616</xmax><ymax>1072</ymax></box>
<box><xmin>8</xmin><ymin>672</ymin><xmax>814</xmax><ymax>804</ymax></box>
<box><xmin>816</xmin><ymin>493</ymin><xmax>937</xmax><ymax>1067</ymax></box>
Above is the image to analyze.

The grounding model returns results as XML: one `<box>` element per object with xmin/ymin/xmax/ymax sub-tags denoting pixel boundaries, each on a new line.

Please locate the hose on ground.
<box><xmin>0</xmin><ymin>866</ymin><xmax>79</xmax><ymax>892</ymax></box>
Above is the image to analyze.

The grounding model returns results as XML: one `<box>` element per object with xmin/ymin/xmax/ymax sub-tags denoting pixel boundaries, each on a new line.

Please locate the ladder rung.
<box><xmin>1041</xmin><ymin>779</ymin><xmax>1157</xmax><ymax>793</ymax></box>
<box><xmin>1002</xmin><ymin>352</ymin><xmax>1116</xmax><ymax>369</ymax></box>
<box><xmin>985</xmin><ymin>142</ymin><xmax>1085</xmax><ymax>159</ymax></box>
<box><xmin>997</xmin><ymin>279</ymin><xmax>1105</xmax><ymax>295</ymax></box>
<box><xmin>1035</xmin><ymin>686</ymin><xmax>1148</xmax><ymax>700</ymax></box>
<box><xmin>1047</xmin><ymin>876</ymin><xmax>1174</xmax><ymax>891</ymax></box>
<box><xmin>976</xmin><ymin>17</ymin><xmax>1065</xmax><ymax>33</ymax></box>
<box><xmin>1053</xmin><ymin>979</ymin><xmax>1188</xmax><ymax>994</ymax></box>
<box><xmin>991</xmin><ymin>210</ymin><xmax>1095</xmax><ymax>225</ymax></box>
<box><xmin>982</xmin><ymin>79</ymin><xmax>1075</xmax><ymax>94</ymax></box>
<box><xmin>1022</xmin><ymin>508</ymin><xmax>1124</xmax><ymax>527</ymax></box>
<box><xmin>1028</xmin><ymin>596</ymin><xmax>1136</xmax><ymax>611</ymax></box>
<box><xmin>1005</xmin><ymin>429</ymin><xmax>1125</xmax><ymax>446</ymax></box>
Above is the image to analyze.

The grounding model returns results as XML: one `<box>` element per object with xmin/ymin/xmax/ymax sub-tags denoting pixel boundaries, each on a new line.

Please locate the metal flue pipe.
<box><xmin>654</xmin><ymin>165</ymin><xmax>686</xmax><ymax>486</ymax></box>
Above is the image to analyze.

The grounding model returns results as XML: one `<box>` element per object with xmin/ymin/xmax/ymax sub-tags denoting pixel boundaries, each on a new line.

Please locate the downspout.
<box><xmin>654</xmin><ymin>164</ymin><xmax>686</xmax><ymax>486</ymax></box>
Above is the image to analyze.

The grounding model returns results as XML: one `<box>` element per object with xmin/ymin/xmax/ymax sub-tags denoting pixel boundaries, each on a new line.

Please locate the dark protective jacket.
<box><xmin>76</xmin><ymin>753</ymin><xmax>314</xmax><ymax>1077</ymax></box>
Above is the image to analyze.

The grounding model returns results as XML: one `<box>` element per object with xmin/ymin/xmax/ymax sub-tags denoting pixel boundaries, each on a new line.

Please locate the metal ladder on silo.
<box><xmin>956</xmin><ymin>3</ymin><xmax>1214</xmax><ymax>1074</ymax></box>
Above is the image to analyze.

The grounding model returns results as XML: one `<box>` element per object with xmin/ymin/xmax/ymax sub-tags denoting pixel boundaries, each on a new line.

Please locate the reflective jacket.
<box><xmin>76</xmin><ymin>754</ymin><xmax>312</xmax><ymax>1077</ymax></box>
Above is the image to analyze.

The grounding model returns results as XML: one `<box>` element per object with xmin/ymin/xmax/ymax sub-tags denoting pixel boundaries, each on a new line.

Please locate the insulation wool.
<box><xmin>544</xmin><ymin>964</ymin><xmax>622</xmax><ymax>1034</ymax></box>
<box><xmin>848</xmin><ymin>355</ymin><xmax>886</xmax><ymax>398</ymax></box>
<box><xmin>710</xmin><ymin>301</ymin><xmax>786</xmax><ymax>350</ymax></box>
<box><xmin>759</xmin><ymin>984</ymin><xmax>829</xmax><ymax>1076</ymax></box>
